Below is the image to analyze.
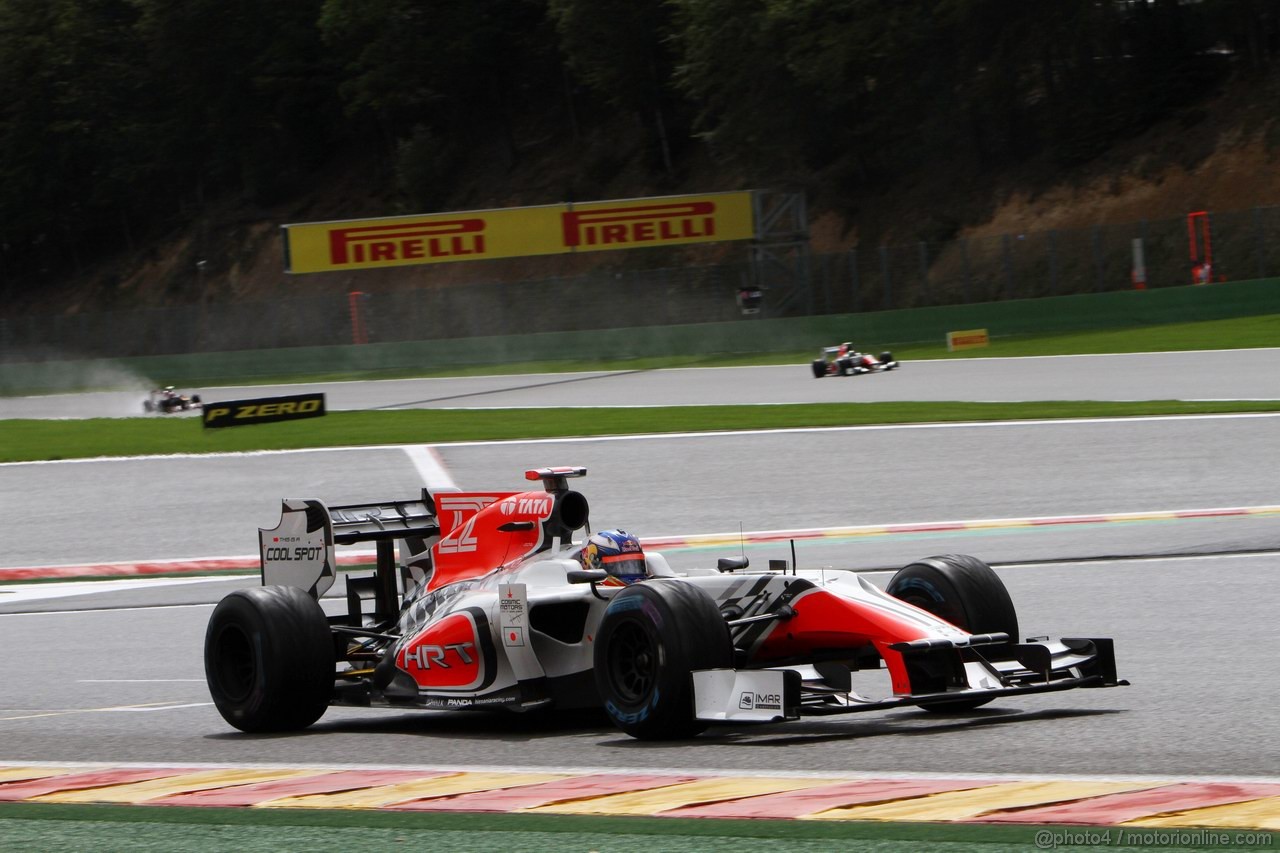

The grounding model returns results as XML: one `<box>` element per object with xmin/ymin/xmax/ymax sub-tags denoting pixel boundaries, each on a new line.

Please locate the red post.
<box><xmin>1187</xmin><ymin>211</ymin><xmax>1212</xmax><ymax>285</ymax></box>
<box><xmin>348</xmin><ymin>291</ymin><xmax>368</xmax><ymax>345</ymax></box>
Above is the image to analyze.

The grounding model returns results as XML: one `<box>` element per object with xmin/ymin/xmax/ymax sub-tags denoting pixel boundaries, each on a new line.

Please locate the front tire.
<box><xmin>887</xmin><ymin>554</ymin><xmax>1018</xmax><ymax>712</ymax></box>
<box><xmin>594</xmin><ymin>580</ymin><xmax>733</xmax><ymax>739</ymax></box>
<box><xmin>204</xmin><ymin>585</ymin><xmax>334</xmax><ymax>732</ymax></box>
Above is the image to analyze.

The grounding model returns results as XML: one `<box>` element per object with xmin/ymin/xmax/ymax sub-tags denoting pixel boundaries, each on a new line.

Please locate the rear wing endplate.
<box><xmin>259</xmin><ymin>491</ymin><xmax>440</xmax><ymax>598</ymax></box>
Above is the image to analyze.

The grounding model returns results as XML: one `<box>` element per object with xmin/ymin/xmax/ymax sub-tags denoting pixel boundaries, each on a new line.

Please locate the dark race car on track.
<box><xmin>812</xmin><ymin>343</ymin><xmax>899</xmax><ymax>378</ymax></box>
<box><xmin>204</xmin><ymin>467</ymin><xmax>1125</xmax><ymax>739</ymax></box>
<box><xmin>142</xmin><ymin>386</ymin><xmax>202</xmax><ymax>414</ymax></box>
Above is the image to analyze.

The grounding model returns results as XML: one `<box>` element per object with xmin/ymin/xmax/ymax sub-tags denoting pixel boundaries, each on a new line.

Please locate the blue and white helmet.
<box><xmin>580</xmin><ymin>529</ymin><xmax>647</xmax><ymax>585</ymax></box>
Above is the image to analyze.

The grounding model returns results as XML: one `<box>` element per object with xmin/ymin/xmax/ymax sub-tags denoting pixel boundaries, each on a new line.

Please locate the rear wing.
<box><xmin>259</xmin><ymin>491</ymin><xmax>441</xmax><ymax>598</ymax></box>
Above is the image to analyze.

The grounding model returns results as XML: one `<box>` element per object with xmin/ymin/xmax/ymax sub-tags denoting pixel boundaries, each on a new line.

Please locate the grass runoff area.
<box><xmin>4</xmin><ymin>399</ymin><xmax>1280</xmax><ymax>464</ymax></box>
<box><xmin>3</xmin><ymin>314</ymin><xmax>1280</xmax><ymax>463</ymax></box>
<box><xmin>0</xmin><ymin>804</ymin><xmax>1271</xmax><ymax>853</ymax></box>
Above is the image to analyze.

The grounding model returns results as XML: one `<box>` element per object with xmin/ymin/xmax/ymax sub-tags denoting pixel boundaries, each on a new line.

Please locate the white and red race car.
<box><xmin>204</xmin><ymin>467</ymin><xmax>1124</xmax><ymax>739</ymax></box>
<box><xmin>811</xmin><ymin>343</ymin><xmax>899</xmax><ymax>377</ymax></box>
<box><xmin>142</xmin><ymin>386</ymin><xmax>203</xmax><ymax>414</ymax></box>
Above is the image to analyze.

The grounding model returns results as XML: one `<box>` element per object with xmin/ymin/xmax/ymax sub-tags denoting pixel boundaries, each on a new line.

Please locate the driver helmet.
<box><xmin>579</xmin><ymin>529</ymin><xmax>648</xmax><ymax>585</ymax></box>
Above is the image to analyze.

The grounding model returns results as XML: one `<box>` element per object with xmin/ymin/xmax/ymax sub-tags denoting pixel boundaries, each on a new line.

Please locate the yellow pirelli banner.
<box><xmin>282</xmin><ymin>191</ymin><xmax>756</xmax><ymax>274</ymax></box>
<box><xmin>946</xmin><ymin>328</ymin><xmax>991</xmax><ymax>351</ymax></box>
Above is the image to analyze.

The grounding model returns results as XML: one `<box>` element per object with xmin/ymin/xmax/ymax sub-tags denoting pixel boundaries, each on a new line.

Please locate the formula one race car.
<box><xmin>204</xmin><ymin>467</ymin><xmax>1125</xmax><ymax>739</ymax></box>
<box><xmin>811</xmin><ymin>343</ymin><xmax>899</xmax><ymax>378</ymax></box>
<box><xmin>143</xmin><ymin>386</ymin><xmax>202</xmax><ymax>414</ymax></box>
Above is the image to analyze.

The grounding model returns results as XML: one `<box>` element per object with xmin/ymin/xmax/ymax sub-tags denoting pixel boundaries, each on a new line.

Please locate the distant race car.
<box><xmin>812</xmin><ymin>343</ymin><xmax>899</xmax><ymax>378</ymax></box>
<box><xmin>143</xmin><ymin>386</ymin><xmax>202</xmax><ymax>414</ymax></box>
<box><xmin>204</xmin><ymin>467</ymin><xmax>1125</xmax><ymax>739</ymax></box>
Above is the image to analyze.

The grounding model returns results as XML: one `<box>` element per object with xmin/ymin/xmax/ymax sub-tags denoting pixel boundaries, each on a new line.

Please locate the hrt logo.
<box><xmin>400</xmin><ymin>641</ymin><xmax>475</xmax><ymax>670</ymax></box>
<box><xmin>397</xmin><ymin>611</ymin><xmax>487</xmax><ymax>690</ymax></box>
<box><xmin>328</xmin><ymin>218</ymin><xmax>486</xmax><ymax>265</ymax></box>
<box><xmin>561</xmin><ymin>201</ymin><xmax>716</xmax><ymax>248</ymax></box>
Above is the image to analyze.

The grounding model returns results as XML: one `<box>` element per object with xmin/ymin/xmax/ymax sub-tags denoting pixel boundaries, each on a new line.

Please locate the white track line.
<box><xmin>401</xmin><ymin>445</ymin><xmax>457</xmax><ymax>491</ymax></box>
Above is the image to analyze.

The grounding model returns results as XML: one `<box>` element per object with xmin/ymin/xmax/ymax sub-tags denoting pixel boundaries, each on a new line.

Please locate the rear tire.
<box><xmin>887</xmin><ymin>554</ymin><xmax>1017</xmax><ymax>712</ymax></box>
<box><xmin>594</xmin><ymin>580</ymin><xmax>732</xmax><ymax>739</ymax></box>
<box><xmin>205</xmin><ymin>585</ymin><xmax>334</xmax><ymax>732</ymax></box>
<box><xmin>811</xmin><ymin>359</ymin><xmax>826</xmax><ymax>378</ymax></box>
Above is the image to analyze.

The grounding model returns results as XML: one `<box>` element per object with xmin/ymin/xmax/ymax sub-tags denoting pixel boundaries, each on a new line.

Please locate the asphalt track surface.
<box><xmin>3</xmin><ymin>347</ymin><xmax>1280</xmax><ymax>419</ymax></box>
<box><xmin>2</xmin><ymin>352</ymin><xmax>1279</xmax><ymax>782</ymax></box>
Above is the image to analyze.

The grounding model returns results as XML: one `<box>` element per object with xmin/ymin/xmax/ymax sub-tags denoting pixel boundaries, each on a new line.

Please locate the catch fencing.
<box><xmin>2</xmin><ymin>205</ymin><xmax>1278</xmax><ymax>360</ymax></box>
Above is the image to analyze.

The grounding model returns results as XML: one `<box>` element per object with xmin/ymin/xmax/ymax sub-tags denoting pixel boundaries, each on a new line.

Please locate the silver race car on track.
<box><xmin>811</xmin><ymin>343</ymin><xmax>899</xmax><ymax>378</ymax></box>
<box><xmin>204</xmin><ymin>467</ymin><xmax>1125</xmax><ymax>739</ymax></box>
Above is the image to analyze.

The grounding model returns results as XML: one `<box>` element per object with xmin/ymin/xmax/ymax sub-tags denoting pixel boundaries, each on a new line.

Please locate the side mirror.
<box><xmin>717</xmin><ymin>557</ymin><xmax>749</xmax><ymax>573</ymax></box>
<box><xmin>567</xmin><ymin>569</ymin><xmax>609</xmax><ymax>584</ymax></box>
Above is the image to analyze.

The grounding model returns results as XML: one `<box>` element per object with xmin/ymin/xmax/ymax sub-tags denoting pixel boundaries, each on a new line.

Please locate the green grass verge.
<box><xmin>5</xmin><ymin>399</ymin><xmax>1280</xmax><ymax>463</ymax></box>
<box><xmin>2</xmin><ymin>803</ymin><xmax>1266</xmax><ymax>852</ymax></box>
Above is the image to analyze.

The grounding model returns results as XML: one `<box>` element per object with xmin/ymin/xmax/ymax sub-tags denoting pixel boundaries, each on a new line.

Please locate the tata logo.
<box><xmin>561</xmin><ymin>201</ymin><xmax>716</xmax><ymax>248</ymax></box>
<box><xmin>328</xmin><ymin>218</ymin><xmax>487</xmax><ymax>265</ymax></box>
<box><xmin>400</xmin><ymin>641</ymin><xmax>475</xmax><ymax>671</ymax></box>
<box><xmin>500</xmin><ymin>497</ymin><xmax>552</xmax><ymax>516</ymax></box>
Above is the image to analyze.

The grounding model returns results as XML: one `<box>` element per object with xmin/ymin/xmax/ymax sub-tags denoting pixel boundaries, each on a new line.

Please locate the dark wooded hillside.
<box><xmin>0</xmin><ymin>0</ymin><xmax>1275</xmax><ymax>307</ymax></box>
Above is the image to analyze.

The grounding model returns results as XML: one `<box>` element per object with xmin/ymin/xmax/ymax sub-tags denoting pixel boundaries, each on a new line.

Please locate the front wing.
<box><xmin>691</xmin><ymin>636</ymin><xmax>1126</xmax><ymax>724</ymax></box>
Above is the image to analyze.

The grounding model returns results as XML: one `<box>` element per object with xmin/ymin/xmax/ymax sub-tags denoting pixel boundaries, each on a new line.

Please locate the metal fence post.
<box><xmin>1048</xmin><ymin>230</ymin><xmax>1059</xmax><ymax>295</ymax></box>
<box><xmin>1001</xmin><ymin>234</ymin><xmax>1014</xmax><ymax>299</ymax></box>
<box><xmin>1139</xmin><ymin>219</ymin><xmax>1148</xmax><ymax>289</ymax></box>
<box><xmin>917</xmin><ymin>241</ymin><xmax>931</xmax><ymax>306</ymax></box>
<box><xmin>1092</xmin><ymin>225</ymin><xmax>1105</xmax><ymax>291</ymax></box>
<box><xmin>879</xmin><ymin>245</ymin><xmax>892</xmax><ymax>310</ymax></box>
<box><xmin>1255</xmin><ymin>207</ymin><xmax>1266</xmax><ymax>280</ymax></box>
<box><xmin>849</xmin><ymin>249</ymin><xmax>859</xmax><ymax>312</ymax></box>
<box><xmin>821</xmin><ymin>253</ymin><xmax>831</xmax><ymax>314</ymax></box>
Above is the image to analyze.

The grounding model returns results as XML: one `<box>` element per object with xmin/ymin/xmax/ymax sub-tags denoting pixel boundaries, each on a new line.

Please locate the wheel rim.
<box><xmin>212</xmin><ymin>623</ymin><xmax>256</xmax><ymax>702</ymax></box>
<box><xmin>606</xmin><ymin>620</ymin><xmax>657</xmax><ymax>704</ymax></box>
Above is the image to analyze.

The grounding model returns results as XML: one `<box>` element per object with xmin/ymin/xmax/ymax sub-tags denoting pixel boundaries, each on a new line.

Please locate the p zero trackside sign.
<box><xmin>281</xmin><ymin>192</ymin><xmax>755</xmax><ymax>273</ymax></box>
<box><xmin>202</xmin><ymin>393</ymin><xmax>326</xmax><ymax>429</ymax></box>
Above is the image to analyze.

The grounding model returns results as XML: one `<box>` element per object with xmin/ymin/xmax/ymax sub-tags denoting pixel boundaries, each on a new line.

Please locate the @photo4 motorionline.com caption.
<box><xmin>1035</xmin><ymin>829</ymin><xmax>1274</xmax><ymax>849</ymax></box>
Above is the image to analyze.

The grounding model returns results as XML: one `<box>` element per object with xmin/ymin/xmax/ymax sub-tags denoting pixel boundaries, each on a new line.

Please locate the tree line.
<box><xmin>0</xmin><ymin>0</ymin><xmax>1275</xmax><ymax>298</ymax></box>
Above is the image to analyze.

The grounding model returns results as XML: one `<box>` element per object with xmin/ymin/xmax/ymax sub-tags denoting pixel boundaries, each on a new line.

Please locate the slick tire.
<box><xmin>594</xmin><ymin>580</ymin><xmax>733</xmax><ymax>740</ymax></box>
<box><xmin>879</xmin><ymin>351</ymin><xmax>897</xmax><ymax>369</ymax></box>
<box><xmin>887</xmin><ymin>554</ymin><xmax>1019</xmax><ymax>712</ymax></box>
<box><xmin>811</xmin><ymin>359</ymin><xmax>826</xmax><ymax>378</ymax></box>
<box><xmin>205</xmin><ymin>585</ymin><xmax>334</xmax><ymax>733</ymax></box>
